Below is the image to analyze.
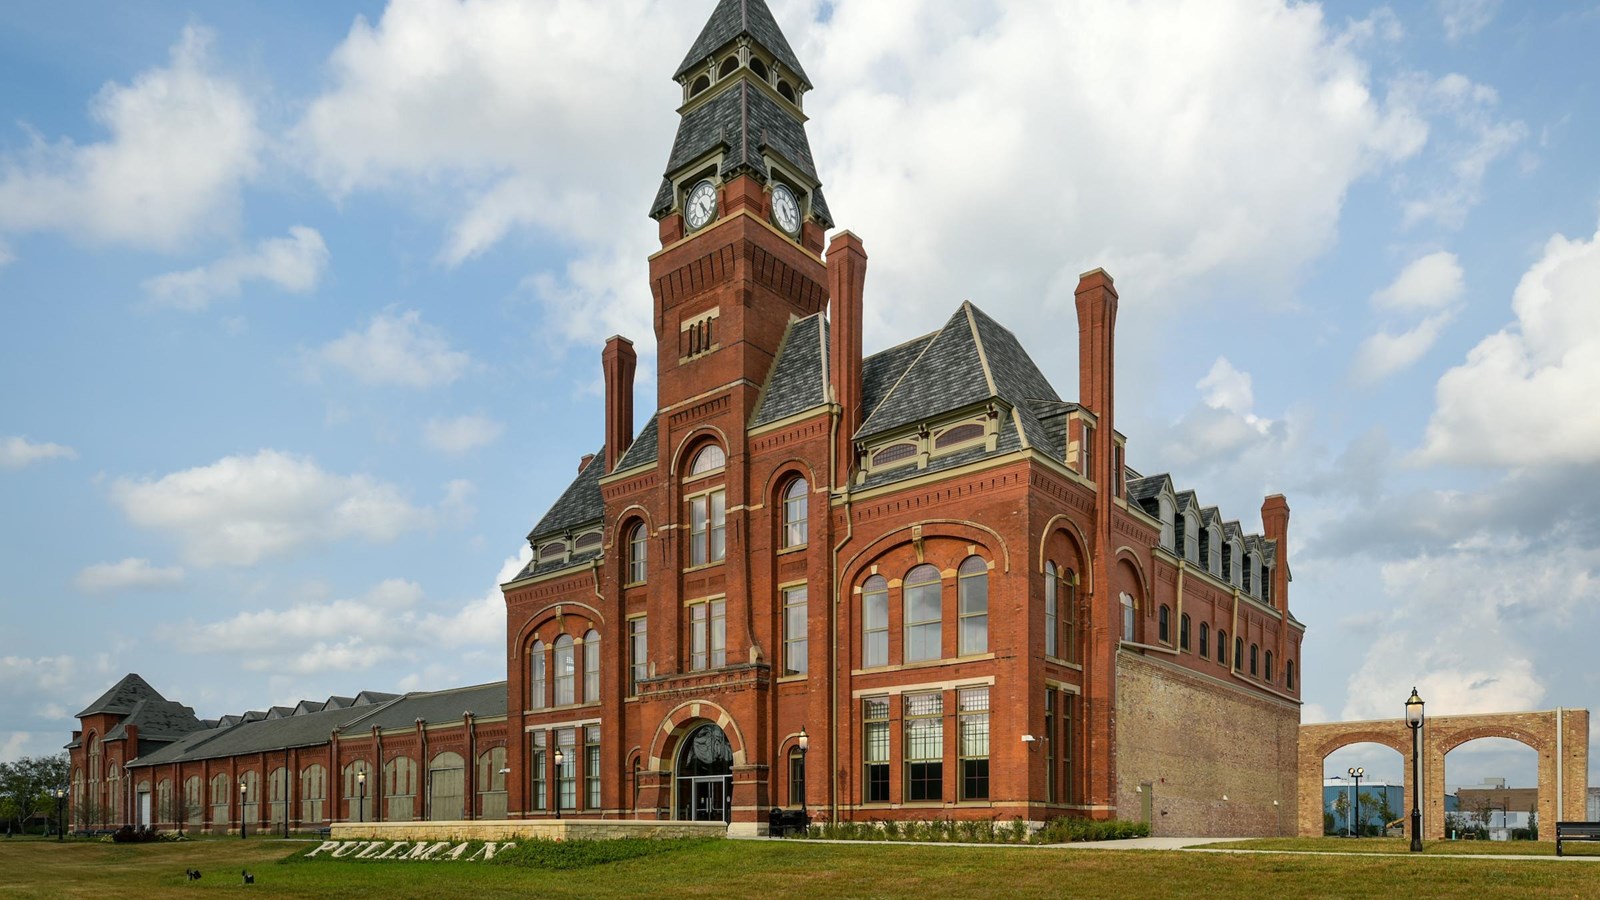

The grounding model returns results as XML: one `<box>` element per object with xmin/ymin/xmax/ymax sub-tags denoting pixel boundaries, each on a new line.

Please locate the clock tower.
<box><xmin>646</xmin><ymin>0</ymin><xmax>835</xmax><ymax>425</ymax></box>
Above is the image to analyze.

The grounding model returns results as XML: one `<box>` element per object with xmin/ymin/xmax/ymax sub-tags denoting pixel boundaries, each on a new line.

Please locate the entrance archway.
<box><xmin>675</xmin><ymin>723</ymin><xmax>733</xmax><ymax>823</ymax></box>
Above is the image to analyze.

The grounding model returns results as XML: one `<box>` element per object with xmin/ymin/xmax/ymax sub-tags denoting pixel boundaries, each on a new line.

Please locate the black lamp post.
<box><xmin>1406</xmin><ymin>687</ymin><xmax>1425</xmax><ymax>852</ymax></box>
<box><xmin>55</xmin><ymin>789</ymin><xmax>65</xmax><ymax>841</ymax></box>
<box><xmin>357</xmin><ymin>770</ymin><xmax>367</xmax><ymax>824</ymax></box>
<box><xmin>1347</xmin><ymin>767</ymin><xmax>1364</xmax><ymax>837</ymax></box>
<box><xmin>797</xmin><ymin>727</ymin><xmax>809</xmax><ymax>817</ymax></box>
<box><xmin>553</xmin><ymin>748</ymin><xmax>565</xmax><ymax>820</ymax></box>
<box><xmin>239</xmin><ymin>779</ymin><xmax>248</xmax><ymax>840</ymax></box>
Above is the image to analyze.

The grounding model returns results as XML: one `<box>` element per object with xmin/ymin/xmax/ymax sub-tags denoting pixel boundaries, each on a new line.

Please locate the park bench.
<box><xmin>1556</xmin><ymin>822</ymin><xmax>1600</xmax><ymax>857</ymax></box>
<box><xmin>767</xmin><ymin>807</ymin><xmax>809</xmax><ymax>838</ymax></box>
<box><xmin>316</xmin><ymin>827</ymin><xmax>332</xmax><ymax>839</ymax></box>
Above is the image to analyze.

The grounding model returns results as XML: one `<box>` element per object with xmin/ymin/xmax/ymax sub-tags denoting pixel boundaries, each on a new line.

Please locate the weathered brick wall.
<box><xmin>1115</xmin><ymin>651</ymin><xmax>1299</xmax><ymax>836</ymax></box>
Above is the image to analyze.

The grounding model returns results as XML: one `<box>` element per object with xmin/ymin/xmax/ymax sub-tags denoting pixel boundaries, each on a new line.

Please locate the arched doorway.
<box><xmin>675</xmin><ymin>723</ymin><xmax>733</xmax><ymax>823</ymax></box>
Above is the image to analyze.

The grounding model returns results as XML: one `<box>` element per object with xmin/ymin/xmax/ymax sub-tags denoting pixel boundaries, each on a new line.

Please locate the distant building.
<box><xmin>1588</xmin><ymin>787</ymin><xmax>1599</xmax><ymax>820</ymax></box>
<box><xmin>1452</xmin><ymin>778</ymin><xmax>1539</xmax><ymax>839</ymax></box>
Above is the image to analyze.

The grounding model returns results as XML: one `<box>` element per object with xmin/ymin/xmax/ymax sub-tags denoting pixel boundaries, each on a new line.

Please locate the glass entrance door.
<box><xmin>689</xmin><ymin>777</ymin><xmax>728</xmax><ymax>822</ymax></box>
<box><xmin>675</xmin><ymin>723</ymin><xmax>734</xmax><ymax>823</ymax></box>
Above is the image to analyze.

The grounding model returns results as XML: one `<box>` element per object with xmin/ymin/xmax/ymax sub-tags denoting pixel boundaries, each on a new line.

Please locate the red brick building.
<box><xmin>68</xmin><ymin>0</ymin><xmax>1304</xmax><ymax>838</ymax></box>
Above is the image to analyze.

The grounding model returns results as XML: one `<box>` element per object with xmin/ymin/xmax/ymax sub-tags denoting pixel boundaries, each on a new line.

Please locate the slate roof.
<box><xmin>674</xmin><ymin>0</ymin><xmax>811</xmax><ymax>87</ymax></box>
<box><xmin>650</xmin><ymin>81</ymin><xmax>833</xmax><ymax>227</ymax></box>
<box><xmin>77</xmin><ymin>673</ymin><xmax>164</xmax><ymax>718</ymax></box>
<box><xmin>133</xmin><ymin>702</ymin><xmax>386</xmax><ymax>767</ymax></box>
<box><xmin>338</xmin><ymin>682</ymin><xmax>508</xmax><ymax>733</ymax></box>
<box><xmin>752</xmin><ymin>314</ymin><xmax>828</xmax><ymax>427</ymax></box>
<box><xmin>860</xmin><ymin>333</ymin><xmax>935</xmax><ymax>417</ymax></box>
<box><xmin>613</xmin><ymin>414</ymin><xmax>659</xmax><ymax>472</ymax></box>
<box><xmin>103</xmin><ymin>699</ymin><xmax>203</xmax><ymax>743</ymax></box>
<box><xmin>527</xmin><ymin>448</ymin><xmax>606</xmax><ymax>543</ymax></box>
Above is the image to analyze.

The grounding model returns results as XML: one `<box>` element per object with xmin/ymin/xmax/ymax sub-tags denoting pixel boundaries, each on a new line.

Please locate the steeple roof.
<box><xmin>674</xmin><ymin>0</ymin><xmax>811</xmax><ymax>87</ymax></box>
<box><xmin>76</xmin><ymin>673</ymin><xmax>165</xmax><ymax>718</ymax></box>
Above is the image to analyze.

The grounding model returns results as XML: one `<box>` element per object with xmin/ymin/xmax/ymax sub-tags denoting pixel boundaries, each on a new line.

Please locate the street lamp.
<box><xmin>55</xmin><ymin>789</ymin><xmax>65</xmax><ymax>842</ymax></box>
<box><xmin>553</xmin><ymin>748</ymin><xmax>565</xmax><ymax>820</ymax></box>
<box><xmin>797</xmin><ymin>728</ymin><xmax>809</xmax><ymax>818</ymax></box>
<box><xmin>1406</xmin><ymin>687</ymin><xmax>1425</xmax><ymax>852</ymax></box>
<box><xmin>239</xmin><ymin>779</ymin><xmax>248</xmax><ymax>840</ymax></box>
<box><xmin>1347</xmin><ymin>767</ymin><xmax>1364</xmax><ymax>837</ymax></box>
<box><xmin>357</xmin><ymin>770</ymin><xmax>367</xmax><ymax>824</ymax></box>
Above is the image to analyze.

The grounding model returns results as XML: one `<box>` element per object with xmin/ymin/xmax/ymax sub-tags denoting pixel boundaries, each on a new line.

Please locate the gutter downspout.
<box><xmin>829</xmin><ymin>400</ymin><xmax>852</xmax><ymax>823</ymax></box>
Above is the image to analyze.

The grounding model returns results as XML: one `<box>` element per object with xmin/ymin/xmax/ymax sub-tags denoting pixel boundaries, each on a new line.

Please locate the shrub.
<box><xmin>1034</xmin><ymin>817</ymin><xmax>1149</xmax><ymax>844</ymax></box>
<box><xmin>110</xmin><ymin>825</ymin><xmax>162</xmax><ymax>844</ymax></box>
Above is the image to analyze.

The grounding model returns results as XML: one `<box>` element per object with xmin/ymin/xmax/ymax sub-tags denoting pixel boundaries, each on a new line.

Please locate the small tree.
<box><xmin>0</xmin><ymin>755</ymin><xmax>69</xmax><ymax>835</ymax></box>
<box><xmin>1333</xmin><ymin>793</ymin><xmax>1351</xmax><ymax>834</ymax></box>
<box><xmin>1375</xmin><ymin>790</ymin><xmax>1397</xmax><ymax>833</ymax></box>
<box><xmin>1527</xmin><ymin>804</ymin><xmax>1538</xmax><ymax>841</ymax></box>
<box><xmin>1358</xmin><ymin>791</ymin><xmax>1385</xmax><ymax>837</ymax></box>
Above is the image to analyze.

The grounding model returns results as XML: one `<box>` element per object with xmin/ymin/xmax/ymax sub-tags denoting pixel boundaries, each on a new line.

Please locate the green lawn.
<box><xmin>1215</xmin><ymin>836</ymin><xmax>1594</xmax><ymax>857</ymax></box>
<box><xmin>2</xmin><ymin>836</ymin><xmax>1599</xmax><ymax>898</ymax></box>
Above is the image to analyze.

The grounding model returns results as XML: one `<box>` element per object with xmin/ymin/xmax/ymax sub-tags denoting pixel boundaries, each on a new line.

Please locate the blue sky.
<box><xmin>2</xmin><ymin>0</ymin><xmax>1597</xmax><ymax>795</ymax></box>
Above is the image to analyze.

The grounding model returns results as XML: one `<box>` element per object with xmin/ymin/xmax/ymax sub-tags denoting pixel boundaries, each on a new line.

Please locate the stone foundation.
<box><xmin>330</xmin><ymin>818</ymin><xmax>728</xmax><ymax>842</ymax></box>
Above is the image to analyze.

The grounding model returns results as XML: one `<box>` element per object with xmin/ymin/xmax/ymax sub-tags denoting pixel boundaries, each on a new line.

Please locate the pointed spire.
<box><xmin>675</xmin><ymin>0</ymin><xmax>810</xmax><ymax>87</ymax></box>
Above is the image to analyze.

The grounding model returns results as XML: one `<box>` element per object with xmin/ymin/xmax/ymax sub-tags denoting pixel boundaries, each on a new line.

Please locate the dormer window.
<box><xmin>777</xmin><ymin>80</ymin><xmax>796</xmax><ymax>102</ymax></box>
<box><xmin>933</xmin><ymin>421</ymin><xmax>985</xmax><ymax>453</ymax></box>
<box><xmin>749</xmin><ymin>57</ymin><xmax>768</xmax><ymax>80</ymax></box>
<box><xmin>574</xmin><ymin>532</ymin><xmax>602</xmax><ymax>554</ymax></box>
<box><xmin>689</xmin><ymin>75</ymin><xmax>710</xmax><ymax>97</ymax></box>
<box><xmin>870</xmin><ymin>442</ymin><xmax>917</xmax><ymax>469</ymax></box>
<box><xmin>719</xmin><ymin>57</ymin><xmax>738</xmax><ymax>78</ymax></box>
<box><xmin>539</xmin><ymin>540</ymin><xmax>566</xmax><ymax>563</ymax></box>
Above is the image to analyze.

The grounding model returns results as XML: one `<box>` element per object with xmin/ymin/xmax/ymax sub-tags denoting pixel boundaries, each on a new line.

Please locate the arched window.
<box><xmin>777</xmin><ymin>80</ymin><xmax>796</xmax><ymax>102</ymax></box>
<box><xmin>782</xmin><ymin>477</ymin><xmax>808</xmax><ymax>548</ymax></box>
<box><xmin>690</xmin><ymin>74</ymin><xmax>710</xmax><ymax>96</ymax></box>
<box><xmin>749</xmin><ymin>57</ymin><xmax>768</xmax><ymax>80</ymax></box>
<box><xmin>904</xmin><ymin>564</ymin><xmax>942</xmax><ymax>663</ymax></box>
<box><xmin>1199</xmin><ymin>622</ymin><xmax>1210</xmax><ymax>659</ymax></box>
<box><xmin>1180</xmin><ymin>613</ymin><xmax>1191</xmax><ymax>651</ymax></box>
<box><xmin>300</xmin><ymin>765</ymin><xmax>326</xmax><ymax>824</ymax></box>
<box><xmin>384</xmin><ymin>757</ymin><xmax>417</xmax><ymax>822</ymax></box>
<box><xmin>477</xmin><ymin>747</ymin><xmax>508</xmax><ymax>820</ymax></box>
<box><xmin>1265</xmin><ymin>650</ymin><xmax>1274</xmax><ymax>682</ymax></box>
<box><xmin>958</xmin><ymin>556</ymin><xmax>988</xmax><ymax>656</ymax></box>
<box><xmin>1217</xmin><ymin>630</ymin><xmax>1228</xmax><ymax>665</ymax></box>
<box><xmin>718</xmin><ymin>57</ymin><xmax>739</xmax><ymax>78</ymax></box>
<box><xmin>1286</xmin><ymin>659</ymin><xmax>1297</xmax><ymax>690</ymax></box>
<box><xmin>529</xmin><ymin>640</ymin><xmax>546</xmax><ymax>709</ymax></box>
<box><xmin>1121</xmin><ymin>593</ymin><xmax>1136</xmax><ymax>641</ymax></box>
<box><xmin>862</xmin><ymin>575</ymin><xmax>888</xmax><ymax>667</ymax></box>
<box><xmin>628</xmin><ymin>521</ymin><xmax>647</xmax><ymax>584</ymax></box>
<box><xmin>1243</xmin><ymin>553</ymin><xmax>1255</xmax><ymax>593</ymax></box>
<box><xmin>583</xmin><ymin>629</ymin><xmax>601</xmax><ymax>702</ymax></box>
<box><xmin>1235</xmin><ymin>637</ymin><xmax>1244</xmax><ymax>671</ymax></box>
<box><xmin>1158</xmin><ymin>605</ymin><xmax>1171</xmax><ymax>644</ymax></box>
<box><xmin>1199</xmin><ymin>525</ymin><xmax>1212</xmax><ymax>570</ymax></box>
<box><xmin>689</xmin><ymin>444</ymin><xmax>725</xmax><ymax>475</ymax></box>
<box><xmin>1250</xmin><ymin>643</ymin><xmax>1259</xmax><ymax>676</ymax></box>
<box><xmin>1060</xmin><ymin>567</ymin><xmax>1078</xmax><ymax>664</ymax></box>
<box><xmin>554</xmin><ymin>635</ymin><xmax>575</xmax><ymax>706</ymax></box>
<box><xmin>1044</xmin><ymin>561</ymin><xmax>1059</xmax><ymax>658</ymax></box>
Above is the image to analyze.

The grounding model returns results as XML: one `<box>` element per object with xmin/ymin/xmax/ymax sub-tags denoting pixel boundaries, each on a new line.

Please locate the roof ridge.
<box><xmin>963</xmin><ymin>301</ymin><xmax>1000</xmax><ymax>399</ymax></box>
<box><xmin>856</xmin><ymin>309</ymin><xmax>956</xmax><ymax>436</ymax></box>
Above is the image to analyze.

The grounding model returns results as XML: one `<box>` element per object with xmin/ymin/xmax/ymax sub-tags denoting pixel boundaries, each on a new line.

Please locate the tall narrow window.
<box><xmin>628</xmin><ymin>617</ymin><xmax>648</xmax><ymax>695</ymax></box>
<box><xmin>1235</xmin><ymin>637</ymin><xmax>1244</xmax><ymax>671</ymax></box>
<box><xmin>628</xmin><ymin>522</ymin><xmax>647</xmax><ymax>584</ymax></box>
<box><xmin>1043</xmin><ymin>690</ymin><xmax>1056</xmax><ymax>803</ymax></box>
<box><xmin>689</xmin><ymin>490</ymin><xmax>726</xmax><ymax>566</ymax></box>
<box><xmin>1222</xmin><ymin>543</ymin><xmax>1234</xmax><ymax>582</ymax></box>
<box><xmin>1249</xmin><ymin>643</ymin><xmax>1259</xmax><ymax>676</ymax></box>
<box><xmin>862</xmin><ymin>575</ymin><xmax>888</xmax><ymax>668</ymax></box>
<box><xmin>529</xmin><ymin>640</ymin><xmax>546</xmax><ymax>709</ymax></box>
<box><xmin>1244</xmin><ymin>555</ymin><xmax>1254</xmax><ymax>593</ymax></box>
<box><xmin>1158</xmin><ymin>605</ymin><xmax>1171</xmax><ymax>644</ymax></box>
<box><xmin>1218</xmin><ymin>630</ymin><xmax>1228</xmax><ymax>666</ymax></box>
<box><xmin>958</xmin><ymin>687</ymin><xmax>990</xmax><ymax>800</ymax></box>
<box><xmin>1080</xmin><ymin>423</ymin><xmax>1094</xmax><ymax>477</ymax></box>
<box><xmin>585</xmin><ymin>726</ymin><xmax>601</xmax><ymax>810</ymax></box>
<box><xmin>1180</xmin><ymin>614</ymin><xmax>1191</xmax><ymax>651</ymax></box>
<box><xmin>553</xmin><ymin>635</ymin><xmax>575</xmax><ymax>705</ymax></box>
<box><xmin>1044</xmin><ymin>561</ymin><xmax>1059</xmax><ymax>658</ymax></box>
<box><xmin>1200</xmin><ymin>622</ymin><xmax>1210</xmax><ymax>659</ymax></box>
<box><xmin>1062</xmin><ymin>693</ymin><xmax>1076</xmax><ymax>804</ymax></box>
<box><xmin>782</xmin><ymin>478</ymin><xmax>808</xmax><ymax>548</ymax></box>
<box><xmin>1287</xmin><ymin>659</ymin><xmax>1297</xmax><ymax>690</ymax></box>
<box><xmin>531</xmin><ymin>732</ymin><xmax>547</xmax><ymax>812</ymax></box>
<box><xmin>688</xmin><ymin>599</ymin><xmax>726</xmax><ymax>670</ymax></box>
<box><xmin>863</xmin><ymin>697</ymin><xmax>889</xmax><ymax>803</ymax></box>
<box><xmin>1062</xmin><ymin>568</ymin><xmax>1078</xmax><ymax>663</ymax></box>
<box><xmin>788</xmin><ymin>748</ymin><xmax>805</xmax><ymax>806</ymax></box>
<box><xmin>958</xmin><ymin>556</ymin><xmax>988</xmax><ymax>655</ymax></box>
<box><xmin>583</xmin><ymin>629</ymin><xmax>600</xmax><ymax>702</ymax></box>
<box><xmin>783</xmin><ymin>585</ymin><xmax>808</xmax><ymax>675</ymax></box>
<box><xmin>1121</xmin><ymin>593</ymin><xmax>1136</xmax><ymax>641</ymax></box>
<box><xmin>904</xmin><ymin>564</ymin><xmax>942</xmax><ymax>663</ymax></box>
<box><xmin>557</xmin><ymin>728</ymin><xmax>576</xmax><ymax>810</ymax></box>
<box><xmin>904</xmin><ymin>692</ymin><xmax>943</xmax><ymax>802</ymax></box>
<box><xmin>1265</xmin><ymin>650</ymin><xmax>1274</xmax><ymax>682</ymax></box>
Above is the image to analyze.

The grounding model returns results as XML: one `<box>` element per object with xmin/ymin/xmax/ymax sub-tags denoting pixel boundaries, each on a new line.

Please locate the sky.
<box><xmin>2</xmin><ymin>0</ymin><xmax>1598</xmax><ymax>796</ymax></box>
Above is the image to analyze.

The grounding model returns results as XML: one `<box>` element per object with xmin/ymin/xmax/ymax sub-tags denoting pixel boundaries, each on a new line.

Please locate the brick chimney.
<box><xmin>1261</xmin><ymin>494</ymin><xmax>1290</xmax><ymax>612</ymax></box>
<box><xmin>602</xmin><ymin>336</ymin><xmax>637</xmax><ymax>473</ymax></box>
<box><xmin>828</xmin><ymin>231</ymin><xmax>868</xmax><ymax>488</ymax></box>
<box><xmin>1075</xmin><ymin>268</ymin><xmax>1118</xmax><ymax>493</ymax></box>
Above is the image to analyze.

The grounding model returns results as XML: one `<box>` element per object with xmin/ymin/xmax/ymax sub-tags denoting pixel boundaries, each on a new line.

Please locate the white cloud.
<box><xmin>1372</xmin><ymin>251</ymin><xmax>1465</xmax><ymax>313</ymax></box>
<box><xmin>1438</xmin><ymin>0</ymin><xmax>1500</xmax><ymax>42</ymax></box>
<box><xmin>309</xmin><ymin>310</ymin><xmax>472</xmax><ymax>388</ymax></box>
<box><xmin>1351</xmin><ymin>312</ymin><xmax>1454</xmax><ymax>385</ymax></box>
<box><xmin>1390</xmin><ymin>72</ymin><xmax>1525</xmax><ymax>229</ymax></box>
<box><xmin>423</xmin><ymin>414</ymin><xmax>505</xmax><ymax>454</ymax></box>
<box><xmin>186</xmin><ymin>545</ymin><xmax>531</xmax><ymax>673</ymax></box>
<box><xmin>109</xmin><ymin>449</ymin><xmax>435</xmax><ymax>566</ymax></box>
<box><xmin>0</xmin><ymin>240</ymin><xmax>13</xmax><ymax>268</ymax></box>
<box><xmin>74</xmin><ymin>558</ymin><xmax>186</xmax><ymax>594</ymax></box>
<box><xmin>0</xmin><ymin>27</ymin><xmax>260</xmax><ymax>250</ymax></box>
<box><xmin>142</xmin><ymin>226</ymin><xmax>329</xmax><ymax>311</ymax></box>
<box><xmin>1417</xmin><ymin>216</ymin><xmax>1600</xmax><ymax>466</ymax></box>
<box><xmin>0</xmin><ymin>436</ymin><xmax>77</xmax><ymax>470</ymax></box>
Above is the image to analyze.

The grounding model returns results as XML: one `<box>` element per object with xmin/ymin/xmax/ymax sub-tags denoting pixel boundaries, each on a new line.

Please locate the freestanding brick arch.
<box><xmin>1299</xmin><ymin>708</ymin><xmax>1589</xmax><ymax>841</ymax></box>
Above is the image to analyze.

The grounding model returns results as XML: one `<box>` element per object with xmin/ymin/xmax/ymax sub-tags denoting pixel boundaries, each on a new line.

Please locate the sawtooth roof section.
<box><xmin>1127</xmin><ymin>474</ymin><xmax>1171</xmax><ymax>505</ymax></box>
<box><xmin>77</xmin><ymin>673</ymin><xmax>165</xmax><ymax>718</ymax></box>
<box><xmin>527</xmin><ymin>446</ymin><xmax>606</xmax><ymax>543</ymax></box>
<box><xmin>752</xmin><ymin>314</ymin><xmax>828</xmax><ymax>427</ymax></box>
<box><xmin>102</xmin><ymin>698</ymin><xmax>204</xmax><ymax>743</ymax></box>
<box><xmin>650</xmin><ymin>82</ymin><xmax>832</xmax><ymax>226</ymax></box>
<box><xmin>613</xmin><ymin>414</ymin><xmax>660</xmax><ymax>472</ymax></box>
<box><xmin>338</xmin><ymin>682</ymin><xmax>508</xmax><ymax>734</ymax></box>
<box><xmin>674</xmin><ymin>0</ymin><xmax>811</xmax><ymax>87</ymax></box>
<box><xmin>133</xmin><ymin>701</ymin><xmax>392</xmax><ymax>767</ymax></box>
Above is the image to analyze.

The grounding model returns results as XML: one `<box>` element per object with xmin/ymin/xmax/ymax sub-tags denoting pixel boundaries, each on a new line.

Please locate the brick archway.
<box><xmin>1299</xmin><ymin>709</ymin><xmax>1589</xmax><ymax>841</ymax></box>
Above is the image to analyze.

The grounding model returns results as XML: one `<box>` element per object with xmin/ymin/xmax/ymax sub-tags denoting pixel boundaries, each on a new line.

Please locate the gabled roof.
<box><xmin>527</xmin><ymin>447</ymin><xmax>606</xmax><ymax>543</ymax></box>
<box><xmin>674</xmin><ymin>0</ymin><xmax>811</xmax><ymax>87</ymax></box>
<box><xmin>752</xmin><ymin>314</ymin><xmax>828</xmax><ymax>427</ymax></box>
<box><xmin>337</xmin><ymin>682</ymin><xmax>508</xmax><ymax>734</ymax></box>
<box><xmin>130</xmin><ymin>688</ymin><xmax>413</xmax><ymax>768</ymax></box>
<box><xmin>102</xmin><ymin>698</ymin><xmax>203</xmax><ymax>743</ymax></box>
<box><xmin>77</xmin><ymin>673</ymin><xmax>165</xmax><ymax>719</ymax></box>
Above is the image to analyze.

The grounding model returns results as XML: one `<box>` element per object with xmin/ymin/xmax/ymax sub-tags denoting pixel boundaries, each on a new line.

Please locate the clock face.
<box><xmin>684</xmin><ymin>180</ymin><xmax>718</xmax><ymax>230</ymax></box>
<box><xmin>771</xmin><ymin>184</ymin><xmax>801</xmax><ymax>236</ymax></box>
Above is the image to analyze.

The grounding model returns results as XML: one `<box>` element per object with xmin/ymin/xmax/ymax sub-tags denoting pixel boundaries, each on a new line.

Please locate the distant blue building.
<box><xmin>1322</xmin><ymin>780</ymin><xmax>1458</xmax><ymax>834</ymax></box>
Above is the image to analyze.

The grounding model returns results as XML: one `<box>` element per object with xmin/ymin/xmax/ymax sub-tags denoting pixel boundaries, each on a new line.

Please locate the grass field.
<box><xmin>1216</xmin><ymin>836</ymin><xmax>1596</xmax><ymax>856</ymax></box>
<box><xmin>3</xmin><ymin>836</ymin><xmax>1600</xmax><ymax>898</ymax></box>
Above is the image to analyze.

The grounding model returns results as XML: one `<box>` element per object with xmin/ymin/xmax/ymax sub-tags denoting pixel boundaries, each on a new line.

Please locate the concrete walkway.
<box><xmin>1061</xmin><ymin>836</ymin><xmax>1250</xmax><ymax>850</ymax></box>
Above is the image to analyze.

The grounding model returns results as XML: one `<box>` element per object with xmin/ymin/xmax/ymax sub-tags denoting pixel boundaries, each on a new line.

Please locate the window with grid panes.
<box><xmin>1062</xmin><ymin>692</ymin><xmax>1075</xmax><ymax>803</ymax></box>
<box><xmin>531</xmin><ymin>731</ymin><xmax>547</xmax><ymax>812</ymax></box>
<box><xmin>958</xmin><ymin>687</ymin><xmax>990</xmax><ymax>800</ymax></box>
<box><xmin>585</xmin><ymin>726</ymin><xmax>601</xmax><ymax>809</ymax></box>
<box><xmin>904</xmin><ymin>692</ymin><xmax>943</xmax><ymax>801</ymax></box>
<box><xmin>782</xmin><ymin>585</ymin><xmax>808</xmax><ymax>675</ymax></box>
<box><xmin>628</xmin><ymin>617</ymin><xmax>647</xmax><ymax>694</ymax></box>
<box><xmin>781</xmin><ymin>478</ymin><xmax>808</xmax><ymax>548</ymax></box>
<box><xmin>862</xmin><ymin>576</ymin><xmax>888</xmax><ymax>667</ymax></box>
<box><xmin>1043</xmin><ymin>691</ymin><xmax>1055</xmax><ymax>803</ymax></box>
<box><xmin>529</xmin><ymin>640</ymin><xmax>546</xmax><ymax>709</ymax></box>
<box><xmin>863</xmin><ymin>696</ymin><xmax>889</xmax><ymax>803</ymax></box>
<box><xmin>958</xmin><ymin>556</ymin><xmax>988</xmax><ymax>655</ymax></box>
<box><xmin>688</xmin><ymin>599</ymin><xmax>726</xmax><ymax>670</ymax></box>
<box><xmin>903</xmin><ymin>565</ymin><xmax>941</xmax><ymax>663</ymax></box>
<box><xmin>583</xmin><ymin>629</ymin><xmax>600</xmax><ymax>701</ymax></box>
<box><xmin>689</xmin><ymin>489</ymin><xmax>726</xmax><ymax>566</ymax></box>
<box><xmin>557</xmin><ymin>728</ymin><xmax>576</xmax><ymax>810</ymax></box>
<box><xmin>554</xmin><ymin>635</ymin><xmax>575</xmax><ymax>705</ymax></box>
<box><xmin>1045</xmin><ymin>562</ymin><xmax>1059</xmax><ymax>658</ymax></box>
<box><xmin>628</xmin><ymin>522</ymin><xmax>647</xmax><ymax>584</ymax></box>
<box><xmin>788</xmin><ymin>748</ymin><xmax>805</xmax><ymax>806</ymax></box>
